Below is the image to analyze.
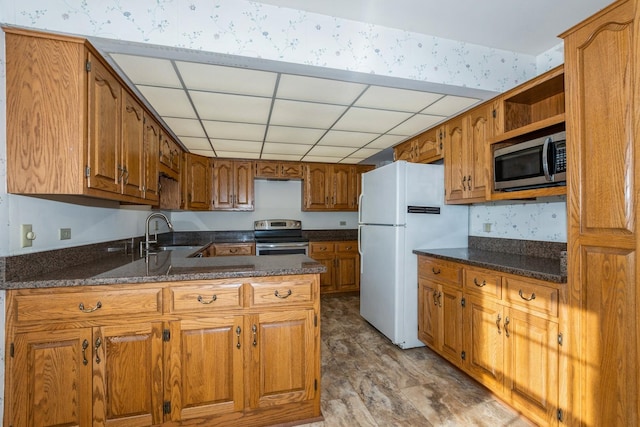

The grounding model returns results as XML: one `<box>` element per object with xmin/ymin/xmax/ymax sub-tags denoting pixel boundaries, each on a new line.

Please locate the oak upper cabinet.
<box><xmin>562</xmin><ymin>0</ymin><xmax>640</xmax><ymax>425</ymax></box>
<box><xmin>183</xmin><ymin>153</ymin><xmax>211</xmax><ymax>210</ymax></box>
<box><xmin>444</xmin><ymin>102</ymin><xmax>494</xmax><ymax>204</ymax></box>
<box><xmin>303</xmin><ymin>164</ymin><xmax>364</xmax><ymax>211</ymax></box>
<box><xmin>254</xmin><ymin>161</ymin><xmax>303</xmax><ymax>179</ymax></box>
<box><xmin>159</xmin><ymin>131</ymin><xmax>183</xmax><ymax>181</ymax></box>
<box><xmin>4</xmin><ymin>28</ymin><xmax>161</xmax><ymax>205</ymax></box>
<box><xmin>394</xmin><ymin>126</ymin><xmax>444</xmax><ymax>163</ymax></box>
<box><xmin>143</xmin><ymin>114</ymin><xmax>161</xmax><ymax>202</ymax></box>
<box><xmin>213</xmin><ymin>159</ymin><xmax>255</xmax><ymax>211</ymax></box>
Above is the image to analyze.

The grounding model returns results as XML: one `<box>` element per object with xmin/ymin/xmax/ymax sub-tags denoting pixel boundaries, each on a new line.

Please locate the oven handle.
<box><xmin>255</xmin><ymin>242</ymin><xmax>309</xmax><ymax>248</ymax></box>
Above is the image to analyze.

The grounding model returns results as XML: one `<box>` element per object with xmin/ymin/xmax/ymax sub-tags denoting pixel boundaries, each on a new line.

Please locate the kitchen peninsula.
<box><xmin>2</xmin><ymin>249</ymin><xmax>324</xmax><ymax>427</ymax></box>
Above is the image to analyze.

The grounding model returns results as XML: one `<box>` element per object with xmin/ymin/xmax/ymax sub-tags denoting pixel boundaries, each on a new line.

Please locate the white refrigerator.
<box><xmin>358</xmin><ymin>161</ymin><xmax>469</xmax><ymax>349</ymax></box>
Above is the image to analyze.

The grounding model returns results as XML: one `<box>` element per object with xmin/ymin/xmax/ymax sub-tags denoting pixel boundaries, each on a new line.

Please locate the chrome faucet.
<box><xmin>141</xmin><ymin>212</ymin><xmax>174</xmax><ymax>256</ymax></box>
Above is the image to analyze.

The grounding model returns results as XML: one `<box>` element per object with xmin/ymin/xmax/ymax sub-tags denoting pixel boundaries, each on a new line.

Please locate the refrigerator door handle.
<box><xmin>357</xmin><ymin>193</ymin><xmax>364</xmax><ymax>224</ymax></box>
<box><xmin>357</xmin><ymin>225</ymin><xmax>364</xmax><ymax>274</ymax></box>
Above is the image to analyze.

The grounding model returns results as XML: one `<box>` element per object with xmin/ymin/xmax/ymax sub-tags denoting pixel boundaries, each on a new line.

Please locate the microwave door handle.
<box><xmin>542</xmin><ymin>137</ymin><xmax>553</xmax><ymax>181</ymax></box>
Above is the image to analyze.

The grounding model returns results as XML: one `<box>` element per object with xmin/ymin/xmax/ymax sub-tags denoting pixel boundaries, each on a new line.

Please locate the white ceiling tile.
<box><xmin>111</xmin><ymin>54</ymin><xmax>182</xmax><ymax>88</ymax></box>
<box><xmin>265</xmin><ymin>126</ymin><xmax>325</xmax><ymax>144</ymax></box>
<box><xmin>389</xmin><ymin>114</ymin><xmax>445</xmax><ymax>136</ymax></box>
<box><xmin>270</xmin><ymin>100</ymin><xmax>347</xmax><ymax>128</ymax></box>
<box><xmin>339</xmin><ymin>158</ymin><xmax>365</xmax><ymax>164</ymax></box>
<box><xmin>202</xmin><ymin>121</ymin><xmax>266</xmax><ymax>141</ymax></box>
<box><xmin>217</xmin><ymin>151</ymin><xmax>261</xmax><ymax>159</ymax></box>
<box><xmin>262</xmin><ymin>142</ymin><xmax>313</xmax><ymax>155</ymax></box>
<box><xmin>162</xmin><ymin>117</ymin><xmax>206</xmax><ymax>137</ymax></box>
<box><xmin>366</xmin><ymin>134</ymin><xmax>408</xmax><ymax>149</ymax></box>
<box><xmin>138</xmin><ymin>86</ymin><xmax>197</xmax><ymax>118</ymax></box>
<box><xmin>177</xmin><ymin>62</ymin><xmax>278</xmax><ymax>97</ymax></box>
<box><xmin>350</xmin><ymin>148</ymin><xmax>383</xmax><ymax>158</ymax></box>
<box><xmin>422</xmin><ymin>95</ymin><xmax>480</xmax><ymax>116</ymax></box>
<box><xmin>261</xmin><ymin>153</ymin><xmax>303</xmax><ymax>161</ymax></box>
<box><xmin>333</xmin><ymin>107</ymin><xmax>413</xmax><ymax>133</ymax></box>
<box><xmin>178</xmin><ymin>137</ymin><xmax>212</xmax><ymax>151</ymax></box>
<box><xmin>355</xmin><ymin>86</ymin><xmax>443</xmax><ymax>112</ymax></box>
<box><xmin>277</xmin><ymin>74</ymin><xmax>366</xmax><ymax>105</ymax></box>
<box><xmin>211</xmin><ymin>139</ymin><xmax>263</xmax><ymax>153</ymax></box>
<box><xmin>190</xmin><ymin>91</ymin><xmax>272</xmax><ymax>123</ymax></box>
<box><xmin>318</xmin><ymin>130</ymin><xmax>379</xmax><ymax>147</ymax></box>
<box><xmin>307</xmin><ymin>145</ymin><xmax>356</xmax><ymax>157</ymax></box>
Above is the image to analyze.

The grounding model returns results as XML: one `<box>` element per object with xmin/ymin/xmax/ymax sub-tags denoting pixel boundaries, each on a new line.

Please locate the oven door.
<box><xmin>255</xmin><ymin>241</ymin><xmax>309</xmax><ymax>256</ymax></box>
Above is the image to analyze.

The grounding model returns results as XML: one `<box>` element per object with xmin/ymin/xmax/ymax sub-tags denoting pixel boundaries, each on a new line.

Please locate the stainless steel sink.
<box><xmin>157</xmin><ymin>245</ymin><xmax>203</xmax><ymax>251</ymax></box>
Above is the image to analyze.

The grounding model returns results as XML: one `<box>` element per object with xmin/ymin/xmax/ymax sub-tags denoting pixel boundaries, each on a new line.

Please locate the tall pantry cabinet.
<box><xmin>562</xmin><ymin>0</ymin><xmax>640</xmax><ymax>425</ymax></box>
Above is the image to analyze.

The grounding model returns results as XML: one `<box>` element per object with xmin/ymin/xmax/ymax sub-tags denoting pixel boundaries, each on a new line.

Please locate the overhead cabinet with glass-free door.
<box><xmin>5</xmin><ymin>27</ymin><xmax>161</xmax><ymax>205</ymax></box>
<box><xmin>394</xmin><ymin>125</ymin><xmax>445</xmax><ymax>164</ymax></box>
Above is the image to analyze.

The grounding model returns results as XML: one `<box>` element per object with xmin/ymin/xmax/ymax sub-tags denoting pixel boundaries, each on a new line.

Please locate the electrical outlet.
<box><xmin>21</xmin><ymin>224</ymin><xmax>36</xmax><ymax>247</ymax></box>
<box><xmin>339</xmin><ymin>221</ymin><xmax>347</xmax><ymax>226</ymax></box>
<box><xmin>483</xmin><ymin>223</ymin><xmax>492</xmax><ymax>232</ymax></box>
<box><xmin>60</xmin><ymin>228</ymin><xmax>72</xmax><ymax>240</ymax></box>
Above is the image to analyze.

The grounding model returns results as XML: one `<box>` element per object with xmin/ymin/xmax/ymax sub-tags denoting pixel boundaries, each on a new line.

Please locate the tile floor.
<box><xmin>302</xmin><ymin>295</ymin><xmax>535</xmax><ymax>427</ymax></box>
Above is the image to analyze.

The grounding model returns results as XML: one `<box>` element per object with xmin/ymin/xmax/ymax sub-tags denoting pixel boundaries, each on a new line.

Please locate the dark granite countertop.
<box><xmin>413</xmin><ymin>247</ymin><xmax>567</xmax><ymax>283</ymax></box>
<box><xmin>1</xmin><ymin>249</ymin><xmax>326</xmax><ymax>290</ymax></box>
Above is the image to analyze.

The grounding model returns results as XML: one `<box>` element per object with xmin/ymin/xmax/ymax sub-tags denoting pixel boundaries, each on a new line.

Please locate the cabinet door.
<box><xmin>87</xmin><ymin>54</ymin><xmax>121</xmax><ymax>194</ymax></box>
<box><xmin>255</xmin><ymin>160</ymin><xmax>280</xmax><ymax>178</ymax></box>
<box><xmin>303</xmin><ymin>164</ymin><xmax>330</xmax><ymax>210</ymax></box>
<box><xmin>309</xmin><ymin>243</ymin><xmax>336</xmax><ymax>293</ymax></box>
<box><xmin>233</xmin><ymin>160</ymin><xmax>254</xmax><ymax>210</ymax></box>
<box><xmin>143</xmin><ymin>115</ymin><xmax>160</xmax><ymax>202</ymax></box>
<box><xmin>248</xmin><ymin>309</ymin><xmax>317</xmax><ymax>409</ymax></box>
<box><xmin>93</xmin><ymin>322</ymin><xmax>164</xmax><ymax>426</ymax></box>
<box><xmin>121</xmin><ymin>92</ymin><xmax>145</xmax><ymax>199</ymax></box>
<box><xmin>439</xmin><ymin>284</ymin><xmax>463</xmax><ymax>364</ymax></box>
<box><xmin>335</xmin><ymin>242</ymin><xmax>359</xmax><ymax>292</ymax></box>
<box><xmin>444</xmin><ymin>117</ymin><xmax>466</xmax><ymax>202</ymax></box>
<box><xmin>10</xmin><ymin>329</ymin><xmax>93</xmax><ymax>427</ymax></box>
<box><xmin>166</xmin><ymin>316</ymin><xmax>244</xmax><ymax>421</ymax></box>
<box><xmin>414</xmin><ymin>127</ymin><xmax>444</xmax><ymax>163</ymax></box>
<box><xmin>394</xmin><ymin>140</ymin><xmax>414</xmax><ymax>161</ymax></box>
<box><xmin>281</xmin><ymin>162</ymin><xmax>303</xmax><ymax>179</ymax></box>
<box><xmin>418</xmin><ymin>279</ymin><xmax>439</xmax><ymax>348</ymax></box>
<box><xmin>504</xmin><ymin>308</ymin><xmax>559</xmax><ymax>427</ymax></box>
<box><xmin>185</xmin><ymin>153</ymin><xmax>211</xmax><ymax>210</ymax></box>
<box><xmin>463</xmin><ymin>295</ymin><xmax>504</xmax><ymax>395</ymax></box>
<box><xmin>212</xmin><ymin>159</ymin><xmax>234</xmax><ymax>210</ymax></box>
<box><xmin>466</xmin><ymin>105</ymin><xmax>491</xmax><ymax>200</ymax></box>
<box><xmin>332</xmin><ymin>165</ymin><xmax>352</xmax><ymax>210</ymax></box>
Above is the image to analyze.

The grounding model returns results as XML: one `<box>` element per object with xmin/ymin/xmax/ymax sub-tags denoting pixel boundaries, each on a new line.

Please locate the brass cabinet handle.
<box><xmin>197</xmin><ymin>294</ymin><xmax>217</xmax><ymax>304</ymax></box>
<box><xmin>473</xmin><ymin>278</ymin><xmax>486</xmax><ymax>287</ymax></box>
<box><xmin>79</xmin><ymin>301</ymin><xmax>102</xmax><ymax>313</ymax></box>
<box><xmin>518</xmin><ymin>289</ymin><xmax>536</xmax><ymax>301</ymax></box>
<box><xmin>274</xmin><ymin>289</ymin><xmax>292</xmax><ymax>299</ymax></box>
<box><xmin>467</xmin><ymin>175</ymin><xmax>471</xmax><ymax>188</ymax></box>
<box><xmin>462</xmin><ymin>176</ymin><xmax>467</xmax><ymax>191</ymax></box>
<box><xmin>432</xmin><ymin>267</ymin><xmax>441</xmax><ymax>275</ymax></box>
<box><xmin>236</xmin><ymin>326</ymin><xmax>242</xmax><ymax>349</ymax></box>
<box><xmin>94</xmin><ymin>337</ymin><xmax>102</xmax><ymax>364</ymax></box>
<box><xmin>252</xmin><ymin>324</ymin><xmax>258</xmax><ymax>346</ymax></box>
<box><xmin>82</xmin><ymin>339</ymin><xmax>89</xmax><ymax>366</ymax></box>
<box><xmin>437</xmin><ymin>291</ymin><xmax>442</xmax><ymax>307</ymax></box>
<box><xmin>504</xmin><ymin>316</ymin><xmax>510</xmax><ymax>338</ymax></box>
<box><xmin>432</xmin><ymin>290</ymin><xmax>439</xmax><ymax>306</ymax></box>
<box><xmin>496</xmin><ymin>314</ymin><xmax>502</xmax><ymax>334</ymax></box>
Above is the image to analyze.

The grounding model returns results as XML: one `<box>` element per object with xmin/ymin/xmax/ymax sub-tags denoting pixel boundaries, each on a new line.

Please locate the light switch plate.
<box><xmin>60</xmin><ymin>228</ymin><xmax>71</xmax><ymax>240</ymax></box>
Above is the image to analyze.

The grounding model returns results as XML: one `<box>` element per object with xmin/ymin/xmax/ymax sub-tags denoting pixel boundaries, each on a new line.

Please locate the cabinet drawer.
<box><xmin>13</xmin><ymin>287</ymin><xmax>162</xmax><ymax>323</ymax></box>
<box><xmin>464</xmin><ymin>267</ymin><xmax>502</xmax><ymax>299</ymax></box>
<box><xmin>310</xmin><ymin>242</ymin><xmax>335</xmax><ymax>254</ymax></box>
<box><xmin>168</xmin><ymin>282</ymin><xmax>243</xmax><ymax>313</ymax></box>
<box><xmin>336</xmin><ymin>241</ymin><xmax>357</xmax><ymax>252</ymax></box>
<box><xmin>505</xmin><ymin>277</ymin><xmax>559</xmax><ymax>317</ymax></box>
<box><xmin>250</xmin><ymin>277</ymin><xmax>314</xmax><ymax>307</ymax></box>
<box><xmin>418</xmin><ymin>257</ymin><xmax>461</xmax><ymax>287</ymax></box>
<box><xmin>214</xmin><ymin>243</ymin><xmax>255</xmax><ymax>256</ymax></box>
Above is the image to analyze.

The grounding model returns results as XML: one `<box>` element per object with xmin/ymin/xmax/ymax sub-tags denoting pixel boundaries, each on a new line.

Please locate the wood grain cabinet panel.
<box><xmin>183</xmin><ymin>152</ymin><xmax>211</xmax><ymax>210</ymax></box>
<box><xmin>254</xmin><ymin>161</ymin><xmax>303</xmax><ymax>179</ymax></box>
<box><xmin>394</xmin><ymin>126</ymin><xmax>444</xmax><ymax>164</ymax></box>
<box><xmin>213</xmin><ymin>159</ymin><xmax>254</xmax><ymax>211</ymax></box>
<box><xmin>309</xmin><ymin>241</ymin><xmax>360</xmax><ymax>294</ymax></box>
<box><xmin>303</xmin><ymin>164</ymin><xmax>372</xmax><ymax>211</ymax></box>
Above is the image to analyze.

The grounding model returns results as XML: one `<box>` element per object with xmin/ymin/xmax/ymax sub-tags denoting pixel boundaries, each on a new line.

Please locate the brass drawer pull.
<box><xmin>518</xmin><ymin>289</ymin><xmax>536</xmax><ymax>301</ymax></box>
<box><xmin>274</xmin><ymin>289</ymin><xmax>292</xmax><ymax>299</ymax></box>
<box><xmin>197</xmin><ymin>294</ymin><xmax>217</xmax><ymax>304</ymax></box>
<box><xmin>473</xmin><ymin>278</ymin><xmax>486</xmax><ymax>287</ymax></box>
<box><xmin>432</xmin><ymin>267</ymin><xmax>441</xmax><ymax>275</ymax></box>
<box><xmin>78</xmin><ymin>301</ymin><xmax>102</xmax><ymax>313</ymax></box>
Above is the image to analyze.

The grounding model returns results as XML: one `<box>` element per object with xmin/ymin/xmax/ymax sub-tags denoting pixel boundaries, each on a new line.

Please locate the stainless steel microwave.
<box><xmin>493</xmin><ymin>130</ymin><xmax>566</xmax><ymax>191</ymax></box>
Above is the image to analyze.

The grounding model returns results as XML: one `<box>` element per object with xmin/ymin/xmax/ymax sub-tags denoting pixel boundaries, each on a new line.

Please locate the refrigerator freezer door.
<box><xmin>359</xmin><ymin>224</ymin><xmax>404</xmax><ymax>345</ymax></box>
<box><xmin>360</xmin><ymin>161</ymin><xmax>405</xmax><ymax>225</ymax></box>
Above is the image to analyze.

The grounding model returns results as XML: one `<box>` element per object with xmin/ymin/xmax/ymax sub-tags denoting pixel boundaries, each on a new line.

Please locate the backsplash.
<box><xmin>469</xmin><ymin>197</ymin><xmax>567</xmax><ymax>242</ymax></box>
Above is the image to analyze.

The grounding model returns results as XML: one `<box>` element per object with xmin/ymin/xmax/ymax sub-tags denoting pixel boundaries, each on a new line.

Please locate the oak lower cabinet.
<box><xmin>200</xmin><ymin>242</ymin><xmax>256</xmax><ymax>257</ymax></box>
<box><xmin>309</xmin><ymin>241</ymin><xmax>359</xmax><ymax>294</ymax></box>
<box><xmin>417</xmin><ymin>255</ymin><xmax>563</xmax><ymax>426</ymax></box>
<box><xmin>5</xmin><ymin>275</ymin><xmax>321</xmax><ymax>427</ymax></box>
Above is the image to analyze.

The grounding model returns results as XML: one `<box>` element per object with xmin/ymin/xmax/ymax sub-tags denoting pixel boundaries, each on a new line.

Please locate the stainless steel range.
<box><xmin>254</xmin><ymin>219</ymin><xmax>309</xmax><ymax>256</ymax></box>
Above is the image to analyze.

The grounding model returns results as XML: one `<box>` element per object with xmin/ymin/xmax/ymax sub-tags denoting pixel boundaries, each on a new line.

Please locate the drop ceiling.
<box><xmin>102</xmin><ymin>0</ymin><xmax>612</xmax><ymax>164</ymax></box>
